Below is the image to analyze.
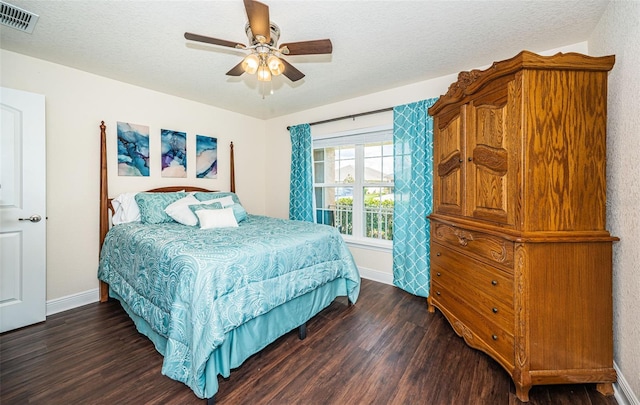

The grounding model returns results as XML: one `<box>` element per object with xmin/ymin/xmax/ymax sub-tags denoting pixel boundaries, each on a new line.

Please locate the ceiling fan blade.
<box><xmin>226</xmin><ymin>62</ymin><xmax>245</xmax><ymax>76</ymax></box>
<box><xmin>281</xmin><ymin>59</ymin><xmax>305</xmax><ymax>82</ymax></box>
<box><xmin>243</xmin><ymin>0</ymin><xmax>270</xmax><ymax>43</ymax></box>
<box><xmin>184</xmin><ymin>32</ymin><xmax>245</xmax><ymax>49</ymax></box>
<box><xmin>281</xmin><ymin>39</ymin><xmax>333</xmax><ymax>55</ymax></box>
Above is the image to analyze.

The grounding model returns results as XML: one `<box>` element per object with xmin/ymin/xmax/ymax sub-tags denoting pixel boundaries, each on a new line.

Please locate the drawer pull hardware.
<box><xmin>492</xmin><ymin>334</ymin><xmax>498</xmax><ymax>340</ymax></box>
<box><xmin>436</xmin><ymin>272</ymin><xmax>441</xmax><ymax>277</ymax></box>
<box><xmin>436</xmin><ymin>252</ymin><xmax>441</xmax><ymax>256</ymax></box>
<box><xmin>492</xmin><ymin>307</ymin><xmax>498</xmax><ymax>313</ymax></box>
<box><xmin>436</xmin><ymin>291</ymin><xmax>441</xmax><ymax>296</ymax></box>
<box><xmin>491</xmin><ymin>280</ymin><xmax>498</xmax><ymax>286</ymax></box>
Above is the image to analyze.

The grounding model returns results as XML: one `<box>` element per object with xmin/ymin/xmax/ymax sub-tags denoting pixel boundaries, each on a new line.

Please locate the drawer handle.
<box><xmin>436</xmin><ymin>291</ymin><xmax>441</xmax><ymax>296</ymax></box>
<box><xmin>436</xmin><ymin>252</ymin><xmax>441</xmax><ymax>256</ymax></box>
<box><xmin>436</xmin><ymin>272</ymin><xmax>441</xmax><ymax>277</ymax></box>
<box><xmin>492</xmin><ymin>334</ymin><xmax>498</xmax><ymax>341</ymax></box>
<box><xmin>492</xmin><ymin>307</ymin><xmax>498</xmax><ymax>314</ymax></box>
<box><xmin>491</xmin><ymin>280</ymin><xmax>498</xmax><ymax>286</ymax></box>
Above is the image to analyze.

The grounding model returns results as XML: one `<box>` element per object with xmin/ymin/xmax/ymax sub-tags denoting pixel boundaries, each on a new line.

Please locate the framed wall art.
<box><xmin>196</xmin><ymin>135</ymin><xmax>217</xmax><ymax>179</ymax></box>
<box><xmin>117</xmin><ymin>121</ymin><xmax>149</xmax><ymax>176</ymax></box>
<box><xmin>161</xmin><ymin>129</ymin><xmax>187</xmax><ymax>178</ymax></box>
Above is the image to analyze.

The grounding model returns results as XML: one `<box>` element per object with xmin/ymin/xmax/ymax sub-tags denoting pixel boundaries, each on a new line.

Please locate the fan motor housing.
<box><xmin>245</xmin><ymin>22</ymin><xmax>280</xmax><ymax>46</ymax></box>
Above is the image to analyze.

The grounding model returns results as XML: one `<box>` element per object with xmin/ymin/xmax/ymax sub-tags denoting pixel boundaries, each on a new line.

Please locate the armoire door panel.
<box><xmin>467</xmin><ymin>100</ymin><xmax>514</xmax><ymax>225</ymax></box>
<box><xmin>433</xmin><ymin>111</ymin><xmax>464</xmax><ymax>215</ymax></box>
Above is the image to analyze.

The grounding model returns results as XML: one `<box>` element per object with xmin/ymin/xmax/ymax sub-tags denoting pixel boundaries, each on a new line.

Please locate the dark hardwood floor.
<box><xmin>1</xmin><ymin>279</ymin><xmax>617</xmax><ymax>405</ymax></box>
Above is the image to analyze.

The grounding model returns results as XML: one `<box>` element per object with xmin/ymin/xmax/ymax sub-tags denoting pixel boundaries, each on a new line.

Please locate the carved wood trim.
<box><xmin>473</xmin><ymin>145</ymin><xmax>508</xmax><ymax>176</ymax></box>
<box><xmin>433</xmin><ymin>222</ymin><xmax>513</xmax><ymax>266</ymax></box>
<box><xmin>428</xmin><ymin>51</ymin><xmax>615</xmax><ymax>117</ymax></box>
<box><xmin>514</xmin><ymin>244</ymin><xmax>531</xmax><ymax>395</ymax></box>
<box><xmin>437</xmin><ymin>151</ymin><xmax>462</xmax><ymax>177</ymax></box>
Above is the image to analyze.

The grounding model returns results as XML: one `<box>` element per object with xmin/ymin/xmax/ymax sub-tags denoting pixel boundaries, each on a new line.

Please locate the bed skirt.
<box><xmin>110</xmin><ymin>278</ymin><xmax>349</xmax><ymax>399</ymax></box>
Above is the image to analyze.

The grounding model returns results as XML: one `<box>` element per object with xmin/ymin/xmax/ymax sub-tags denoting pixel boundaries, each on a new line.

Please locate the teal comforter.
<box><xmin>98</xmin><ymin>214</ymin><xmax>360</xmax><ymax>398</ymax></box>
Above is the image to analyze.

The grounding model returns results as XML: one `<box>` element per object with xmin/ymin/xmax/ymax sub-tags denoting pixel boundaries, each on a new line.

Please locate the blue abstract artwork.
<box><xmin>117</xmin><ymin>122</ymin><xmax>149</xmax><ymax>176</ymax></box>
<box><xmin>196</xmin><ymin>135</ymin><xmax>217</xmax><ymax>179</ymax></box>
<box><xmin>161</xmin><ymin>129</ymin><xmax>187</xmax><ymax>178</ymax></box>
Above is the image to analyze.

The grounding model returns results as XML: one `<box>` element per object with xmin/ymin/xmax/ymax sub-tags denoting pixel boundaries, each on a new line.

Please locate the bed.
<box><xmin>96</xmin><ymin>122</ymin><xmax>361</xmax><ymax>403</ymax></box>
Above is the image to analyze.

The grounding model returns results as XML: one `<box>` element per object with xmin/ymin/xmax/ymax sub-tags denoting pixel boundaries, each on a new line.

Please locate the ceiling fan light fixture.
<box><xmin>267</xmin><ymin>55</ymin><xmax>285</xmax><ymax>76</ymax></box>
<box><xmin>242</xmin><ymin>53</ymin><xmax>260</xmax><ymax>74</ymax></box>
<box><xmin>257</xmin><ymin>64</ymin><xmax>272</xmax><ymax>82</ymax></box>
<box><xmin>185</xmin><ymin>0</ymin><xmax>332</xmax><ymax>86</ymax></box>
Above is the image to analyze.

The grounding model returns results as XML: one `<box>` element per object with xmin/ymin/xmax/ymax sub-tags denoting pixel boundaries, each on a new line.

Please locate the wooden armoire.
<box><xmin>426</xmin><ymin>51</ymin><xmax>617</xmax><ymax>402</ymax></box>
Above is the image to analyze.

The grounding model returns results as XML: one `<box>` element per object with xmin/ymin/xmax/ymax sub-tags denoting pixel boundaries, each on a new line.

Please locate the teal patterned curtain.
<box><xmin>392</xmin><ymin>98</ymin><xmax>438</xmax><ymax>297</ymax></box>
<box><xmin>289</xmin><ymin>124</ymin><xmax>314</xmax><ymax>222</ymax></box>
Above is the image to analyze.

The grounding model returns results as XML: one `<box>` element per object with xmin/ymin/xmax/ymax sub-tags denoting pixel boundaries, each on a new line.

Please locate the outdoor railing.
<box><xmin>329</xmin><ymin>204</ymin><xmax>393</xmax><ymax>240</ymax></box>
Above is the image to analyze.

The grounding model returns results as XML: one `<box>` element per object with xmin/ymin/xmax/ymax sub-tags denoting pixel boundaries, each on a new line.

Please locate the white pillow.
<box><xmin>196</xmin><ymin>207</ymin><xmax>239</xmax><ymax>229</ymax></box>
<box><xmin>164</xmin><ymin>194</ymin><xmax>201</xmax><ymax>226</ymax></box>
<box><xmin>202</xmin><ymin>195</ymin><xmax>235</xmax><ymax>208</ymax></box>
<box><xmin>112</xmin><ymin>192</ymin><xmax>141</xmax><ymax>225</ymax></box>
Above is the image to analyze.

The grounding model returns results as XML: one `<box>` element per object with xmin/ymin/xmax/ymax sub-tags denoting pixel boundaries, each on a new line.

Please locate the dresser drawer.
<box><xmin>432</xmin><ymin>279</ymin><xmax>514</xmax><ymax>368</ymax></box>
<box><xmin>432</xmin><ymin>262</ymin><xmax>513</xmax><ymax>333</ymax></box>
<box><xmin>432</xmin><ymin>221</ymin><xmax>514</xmax><ymax>268</ymax></box>
<box><xmin>432</xmin><ymin>242</ymin><xmax>514</xmax><ymax>308</ymax></box>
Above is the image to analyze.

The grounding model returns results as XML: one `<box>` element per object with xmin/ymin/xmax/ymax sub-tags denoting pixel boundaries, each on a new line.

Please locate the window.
<box><xmin>313</xmin><ymin>127</ymin><xmax>394</xmax><ymax>245</ymax></box>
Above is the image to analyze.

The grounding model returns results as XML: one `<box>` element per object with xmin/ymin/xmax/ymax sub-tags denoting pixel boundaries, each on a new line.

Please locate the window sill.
<box><xmin>342</xmin><ymin>236</ymin><xmax>392</xmax><ymax>253</ymax></box>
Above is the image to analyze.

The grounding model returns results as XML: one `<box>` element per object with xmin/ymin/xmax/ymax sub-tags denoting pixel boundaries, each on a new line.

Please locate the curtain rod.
<box><xmin>286</xmin><ymin>107</ymin><xmax>393</xmax><ymax>131</ymax></box>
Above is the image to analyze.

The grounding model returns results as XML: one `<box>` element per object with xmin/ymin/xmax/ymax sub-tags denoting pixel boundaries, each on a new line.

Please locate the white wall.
<box><xmin>0</xmin><ymin>50</ymin><xmax>267</xmax><ymax>302</ymax></box>
<box><xmin>589</xmin><ymin>1</ymin><xmax>640</xmax><ymax>403</ymax></box>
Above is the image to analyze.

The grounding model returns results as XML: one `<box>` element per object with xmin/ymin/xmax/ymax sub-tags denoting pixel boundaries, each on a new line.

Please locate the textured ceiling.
<box><xmin>0</xmin><ymin>0</ymin><xmax>609</xmax><ymax>119</ymax></box>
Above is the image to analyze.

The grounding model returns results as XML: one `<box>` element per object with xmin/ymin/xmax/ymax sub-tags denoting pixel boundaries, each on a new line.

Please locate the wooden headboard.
<box><xmin>98</xmin><ymin>121</ymin><xmax>235</xmax><ymax>302</ymax></box>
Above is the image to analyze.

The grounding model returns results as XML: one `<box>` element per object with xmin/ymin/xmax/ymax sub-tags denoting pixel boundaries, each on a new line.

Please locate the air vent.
<box><xmin>0</xmin><ymin>1</ymin><xmax>39</xmax><ymax>34</ymax></box>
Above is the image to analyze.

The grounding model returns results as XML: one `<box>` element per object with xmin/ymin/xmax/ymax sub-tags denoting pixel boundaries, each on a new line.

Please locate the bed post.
<box><xmin>230</xmin><ymin>141</ymin><xmax>235</xmax><ymax>193</ymax></box>
<box><xmin>99</xmin><ymin>121</ymin><xmax>110</xmax><ymax>302</ymax></box>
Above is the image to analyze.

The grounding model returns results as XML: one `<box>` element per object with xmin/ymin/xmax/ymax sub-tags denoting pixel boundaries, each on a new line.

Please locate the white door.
<box><xmin>0</xmin><ymin>87</ymin><xmax>46</xmax><ymax>333</ymax></box>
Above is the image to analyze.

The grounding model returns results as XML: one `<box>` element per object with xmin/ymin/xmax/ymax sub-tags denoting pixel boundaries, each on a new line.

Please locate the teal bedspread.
<box><xmin>98</xmin><ymin>214</ymin><xmax>360</xmax><ymax>398</ymax></box>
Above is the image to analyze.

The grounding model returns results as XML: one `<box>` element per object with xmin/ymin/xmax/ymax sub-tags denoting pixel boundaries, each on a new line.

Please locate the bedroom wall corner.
<box><xmin>589</xmin><ymin>2</ymin><xmax>640</xmax><ymax>404</ymax></box>
<box><xmin>0</xmin><ymin>49</ymin><xmax>267</xmax><ymax>303</ymax></box>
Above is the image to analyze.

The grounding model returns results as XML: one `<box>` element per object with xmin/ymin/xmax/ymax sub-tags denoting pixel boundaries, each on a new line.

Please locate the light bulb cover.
<box><xmin>257</xmin><ymin>65</ymin><xmax>272</xmax><ymax>82</ymax></box>
<box><xmin>242</xmin><ymin>54</ymin><xmax>259</xmax><ymax>75</ymax></box>
<box><xmin>267</xmin><ymin>55</ymin><xmax>285</xmax><ymax>76</ymax></box>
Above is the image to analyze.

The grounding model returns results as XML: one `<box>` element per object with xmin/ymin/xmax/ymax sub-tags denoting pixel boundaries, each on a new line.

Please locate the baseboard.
<box><xmin>614</xmin><ymin>361</ymin><xmax>640</xmax><ymax>405</ymax></box>
<box><xmin>46</xmin><ymin>288</ymin><xmax>99</xmax><ymax>316</ymax></box>
<box><xmin>45</xmin><ymin>269</ymin><xmax>394</xmax><ymax>316</ymax></box>
<box><xmin>358</xmin><ymin>266</ymin><xmax>394</xmax><ymax>286</ymax></box>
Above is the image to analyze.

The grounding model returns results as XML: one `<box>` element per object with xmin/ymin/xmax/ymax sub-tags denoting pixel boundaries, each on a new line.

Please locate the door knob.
<box><xmin>18</xmin><ymin>214</ymin><xmax>42</xmax><ymax>223</ymax></box>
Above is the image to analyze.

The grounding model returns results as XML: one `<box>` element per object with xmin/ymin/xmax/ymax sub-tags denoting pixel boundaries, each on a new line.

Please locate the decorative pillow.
<box><xmin>229</xmin><ymin>203</ymin><xmax>247</xmax><ymax>223</ymax></box>
<box><xmin>189</xmin><ymin>201</ymin><xmax>222</xmax><ymax>213</ymax></box>
<box><xmin>191</xmin><ymin>201</ymin><xmax>247</xmax><ymax>223</ymax></box>
<box><xmin>164</xmin><ymin>194</ymin><xmax>201</xmax><ymax>226</ymax></box>
<box><xmin>212</xmin><ymin>195</ymin><xmax>235</xmax><ymax>208</ymax></box>
<box><xmin>111</xmin><ymin>192</ymin><xmax>141</xmax><ymax>225</ymax></box>
<box><xmin>193</xmin><ymin>192</ymin><xmax>241</xmax><ymax>206</ymax></box>
<box><xmin>135</xmin><ymin>192</ymin><xmax>187</xmax><ymax>224</ymax></box>
<box><xmin>195</xmin><ymin>207</ymin><xmax>239</xmax><ymax>229</ymax></box>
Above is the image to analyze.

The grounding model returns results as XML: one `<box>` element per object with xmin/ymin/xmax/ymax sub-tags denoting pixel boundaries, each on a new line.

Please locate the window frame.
<box><xmin>312</xmin><ymin>125</ymin><xmax>394</xmax><ymax>251</ymax></box>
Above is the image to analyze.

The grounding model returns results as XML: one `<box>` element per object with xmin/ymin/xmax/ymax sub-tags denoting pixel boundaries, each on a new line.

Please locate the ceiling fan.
<box><xmin>184</xmin><ymin>0</ymin><xmax>332</xmax><ymax>83</ymax></box>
